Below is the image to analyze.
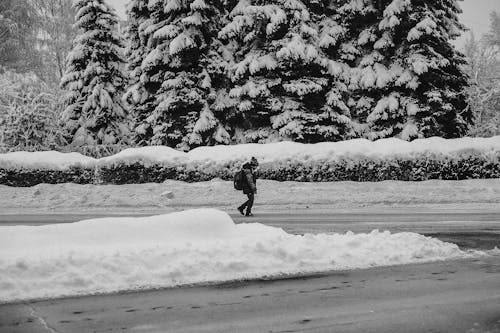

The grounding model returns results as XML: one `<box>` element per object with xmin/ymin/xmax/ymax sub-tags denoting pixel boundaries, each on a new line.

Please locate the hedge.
<box><xmin>1</xmin><ymin>151</ymin><xmax>499</xmax><ymax>187</ymax></box>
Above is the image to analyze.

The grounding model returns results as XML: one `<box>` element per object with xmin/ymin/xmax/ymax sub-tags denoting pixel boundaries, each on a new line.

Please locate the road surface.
<box><xmin>0</xmin><ymin>210</ymin><xmax>499</xmax><ymax>333</ymax></box>
<box><xmin>1</xmin><ymin>209</ymin><xmax>500</xmax><ymax>232</ymax></box>
<box><xmin>1</xmin><ymin>256</ymin><xmax>499</xmax><ymax>333</ymax></box>
<box><xmin>2</xmin><ymin>210</ymin><xmax>500</xmax><ymax>249</ymax></box>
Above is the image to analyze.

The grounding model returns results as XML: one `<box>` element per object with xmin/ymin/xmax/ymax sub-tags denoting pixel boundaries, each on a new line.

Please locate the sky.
<box><xmin>107</xmin><ymin>0</ymin><xmax>500</xmax><ymax>48</ymax></box>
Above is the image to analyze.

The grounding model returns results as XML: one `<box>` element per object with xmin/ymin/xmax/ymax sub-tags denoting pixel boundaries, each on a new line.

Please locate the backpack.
<box><xmin>233</xmin><ymin>170</ymin><xmax>244</xmax><ymax>190</ymax></box>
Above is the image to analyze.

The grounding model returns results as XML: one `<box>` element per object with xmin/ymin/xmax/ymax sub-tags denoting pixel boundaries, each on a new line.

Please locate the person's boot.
<box><xmin>237</xmin><ymin>206</ymin><xmax>245</xmax><ymax>216</ymax></box>
<box><xmin>245</xmin><ymin>211</ymin><xmax>253</xmax><ymax>217</ymax></box>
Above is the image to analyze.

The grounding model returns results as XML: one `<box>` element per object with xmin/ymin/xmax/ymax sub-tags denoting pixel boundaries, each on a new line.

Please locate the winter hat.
<box><xmin>249</xmin><ymin>157</ymin><xmax>259</xmax><ymax>167</ymax></box>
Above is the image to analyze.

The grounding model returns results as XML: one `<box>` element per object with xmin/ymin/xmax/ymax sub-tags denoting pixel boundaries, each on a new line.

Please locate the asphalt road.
<box><xmin>1</xmin><ymin>210</ymin><xmax>500</xmax><ymax>248</ymax></box>
<box><xmin>1</xmin><ymin>256</ymin><xmax>499</xmax><ymax>333</ymax></box>
<box><xmin>1</xmin><ymin>211</ymin><xmax>499</xmax><ymax>333</ymax></box>
<box><xmin>1</xmin><ymin>209</ymin><xmax>500</xmax><ymax>232</ymax></box>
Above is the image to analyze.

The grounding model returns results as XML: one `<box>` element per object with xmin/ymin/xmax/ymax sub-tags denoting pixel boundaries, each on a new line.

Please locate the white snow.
<box><xmin>0</xmin><ymin>208</ymin><xmax>469</xmax><ymax>303</ymax></box>
<box><xmin>169</xmin><ymin>33</ymin><xmax>196</xmax><ymax>55</ymax></box>
<box><xmin>98</xmin><ymin>145</ymin><xmax>186</xmax><ymax>166</ymax></box>
<box><xmin>1</xmin><ymin>179</ymin><xmax>499</xmax><ymax>214</ymax></box>
<box><xmin>0</xmin><ymin>151</ymin><xmax>96</xmax><ymax>170</ymax></box>
<box><xmin>1</xmin><ymin>136</ymin><xmax>499</xmax><ymax>170</ymax></box>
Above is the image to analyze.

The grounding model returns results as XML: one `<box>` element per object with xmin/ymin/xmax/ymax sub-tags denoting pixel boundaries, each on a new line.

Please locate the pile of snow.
<box><xmin>98</xmin><ymin>146</ymin><xmax>186</xmax><ymax>166</ymax></box>
<box><xmin>187</xmin><ymin>136</ymin><xmax>500</xmax><ymax>166</ymax></box>
<box><xmin>2</xmin><ymin>179</ymin><xmax>500</xmax><ymax>214</ymax></box>
<box><xmin>0</xmin><ymin>209</ymin><xmax>468</xmax><ymax>303</ymax></box>
<box><xmin>0</xmin><ymin>151</ymin><xmax>96</xmax><ymax>170</ymax></box>
<box><xmin>1</xmin><ymin>136</ymin><xmax>499</xmax><ymax>170</ymax></box>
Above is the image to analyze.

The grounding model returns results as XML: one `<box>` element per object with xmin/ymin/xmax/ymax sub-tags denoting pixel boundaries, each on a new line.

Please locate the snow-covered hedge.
<box><xmin>1</xmin><ymin>137</ymin><xmax>500</xmax><ymax>186</ymax></box>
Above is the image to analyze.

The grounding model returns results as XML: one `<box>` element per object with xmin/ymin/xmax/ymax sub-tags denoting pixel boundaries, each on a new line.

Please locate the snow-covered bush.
<box><xmin>2</xmin><ymin>151</ymin><xmax>499</xmax><ymax>187</ymax></box>
<box><xmin>1</xmin><ymin>137</ymin><xmax>500</xmax><ymax>186</ymax></box>
<box><xmin>0</xmin><ymin>166</ymin><xmax>93</xmax><ymax>187</ymax></box>
<box><xmin>0</xmin><ymin>69</ymin><xmax>67</xmax><ymax>151</ymax></box>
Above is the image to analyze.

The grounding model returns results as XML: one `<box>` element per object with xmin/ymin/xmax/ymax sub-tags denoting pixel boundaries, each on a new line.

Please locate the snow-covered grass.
<box><xmin>1</xmin><ymin>179</ymin><xmax>499</xmax><ymax>214</ymax></box>
<box><xmin>0</xmin><ymin>209</ymin><xmax>470</xmax><ymax>303</ymax></box>
<box><xmin>1</xmin><ymin>136</ymin><xmax>499</xmax><ymax>170</ymax></box>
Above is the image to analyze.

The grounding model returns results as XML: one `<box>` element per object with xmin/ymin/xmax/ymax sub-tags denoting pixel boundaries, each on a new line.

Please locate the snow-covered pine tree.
<box><xmin>130</xmin><ymin>0</ymin><xmax>230</xmax><ymax>149</ymax></box>
<box><xmin>329</xmin><ymin>0</ymin><xmax>381</xmax><ymax>138</ymax></box>
<box><xmin>123</xmin><ymin>0</ymin><xmax>151</xmax><ymax>144</ymax></box>
<box><xmin>188</xmin><ymin>0</ymin><xmax>236</xmax><ymax>147</ymax></box>
<box><xmin>380</xmin><ymin>0</ymin><xmax>470</xmax><ymax>138</ymax></box>
<box><xmin>220</xmin><ymin>0</ymin><xmax>351</xmax><ymax>143</ymax></box>
<box><xmin>61</xmin><ymin>0</ymin><xmax>129</xmax><ymax>145</ymax></box>
<box><xmin>317</xmin><ymin>0</ymin><xmax>363</xmax><ymax>140</ymax></box>
<box><xmin>337</xmin><ymin>0</ymin><xmax>471</xmax><ymax>140</ymax></box>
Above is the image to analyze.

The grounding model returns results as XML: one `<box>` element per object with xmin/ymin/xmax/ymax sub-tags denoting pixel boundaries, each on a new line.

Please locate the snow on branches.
<box><xmin>61</xmin><ymin>0</ymin><xmax>129</xmax><ymax>146</ymax></box>
<box><xmin>123</xmin><ymin>0</ymin><xmax>471</xmax><ymax>148</ymax></box>
<box><xmin>335</xmin><ymin>0</ymin><xmax>470</xmax><ymax>140</ymax></box>
<box><xmin>125</xmin><ymin>0</ymin><xmax>231</xmax><ymax>150</ymax></box>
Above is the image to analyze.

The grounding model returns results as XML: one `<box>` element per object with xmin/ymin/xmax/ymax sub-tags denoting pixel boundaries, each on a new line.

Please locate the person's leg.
<box><xmin>238</xmin><ymin>195</ymin><xmax>249</xmax><ymax>215</ymax></box>
<box><xmin>245</xmin><ymin>193</ymin><xmax>254</xmax><ymax>215</ymax></box>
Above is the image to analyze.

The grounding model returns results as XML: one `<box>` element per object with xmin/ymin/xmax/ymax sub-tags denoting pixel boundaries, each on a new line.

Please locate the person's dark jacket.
<box><xmin>241</xmin><ymin>163</ymin><xmax>257</xmax><ymax>194</ymax></box>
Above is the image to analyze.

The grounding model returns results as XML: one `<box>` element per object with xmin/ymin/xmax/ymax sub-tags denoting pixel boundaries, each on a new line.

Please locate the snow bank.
<box><xmin>2</xmin><ymin>179</ymin><xmax>500</xmax><ymax>214</ymax></box>
<box><xmin>98</xmin><ymin>145</ymin><xmax>187</xmax><ymax>166</ymax></box>
<box><xmin>0</xmin><ymin>151</ymin><xmax>96</xmax><ymax>170</ymax></box>
<box><xmin>187</xmin><ymin>136</ymin><xmax>500</xmax><ymax>165</ymax></box>
<box><xmin>1</xmin><ymin>136</ymin><xmax>499</xmax><ymax>170</ymax></box>
<box><xmin>0</xmin><ymin>209</ymin><xmax>468</xmax><ymax>303</ymax></box>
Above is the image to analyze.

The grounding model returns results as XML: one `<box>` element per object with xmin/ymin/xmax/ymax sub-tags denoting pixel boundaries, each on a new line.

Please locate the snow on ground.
<box><xmin>0</xmin><ymin>151</ymin><xmax>96</xmax><ymax>170</ymax></box>
<box><xmin>1</xmin><ymin>179</ymin><xmax>499</xmax><ymax>214</ymax></box>
<box><xmin>1</xmin><ymin>136</ymin><xmax>499</xmax><ymax>170</ymax></box>
<box><xmin>0</xmin><ymin>209</ymin><xmax>470</xmax><ymax>303</ymax></box>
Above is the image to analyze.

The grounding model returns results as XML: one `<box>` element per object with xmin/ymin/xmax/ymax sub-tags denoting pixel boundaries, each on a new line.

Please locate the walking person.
<box><xmin>237</xmin><ymin>157</ymin><xmax>258</xmax><ymax>217</ymax></box>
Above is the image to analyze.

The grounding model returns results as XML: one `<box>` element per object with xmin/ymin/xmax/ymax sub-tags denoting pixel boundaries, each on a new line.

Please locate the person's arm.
<box><xmin>244</xmin><ymin>169</ymin><xmax>257</xmax><ymax>193</ymax></box>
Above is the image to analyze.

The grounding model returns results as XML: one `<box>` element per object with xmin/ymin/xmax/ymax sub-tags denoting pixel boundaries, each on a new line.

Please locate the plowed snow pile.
<box><xmin>0</xmin><ymin>209</ymin><xmax>467</xmax><ymax>303</ymax></box>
